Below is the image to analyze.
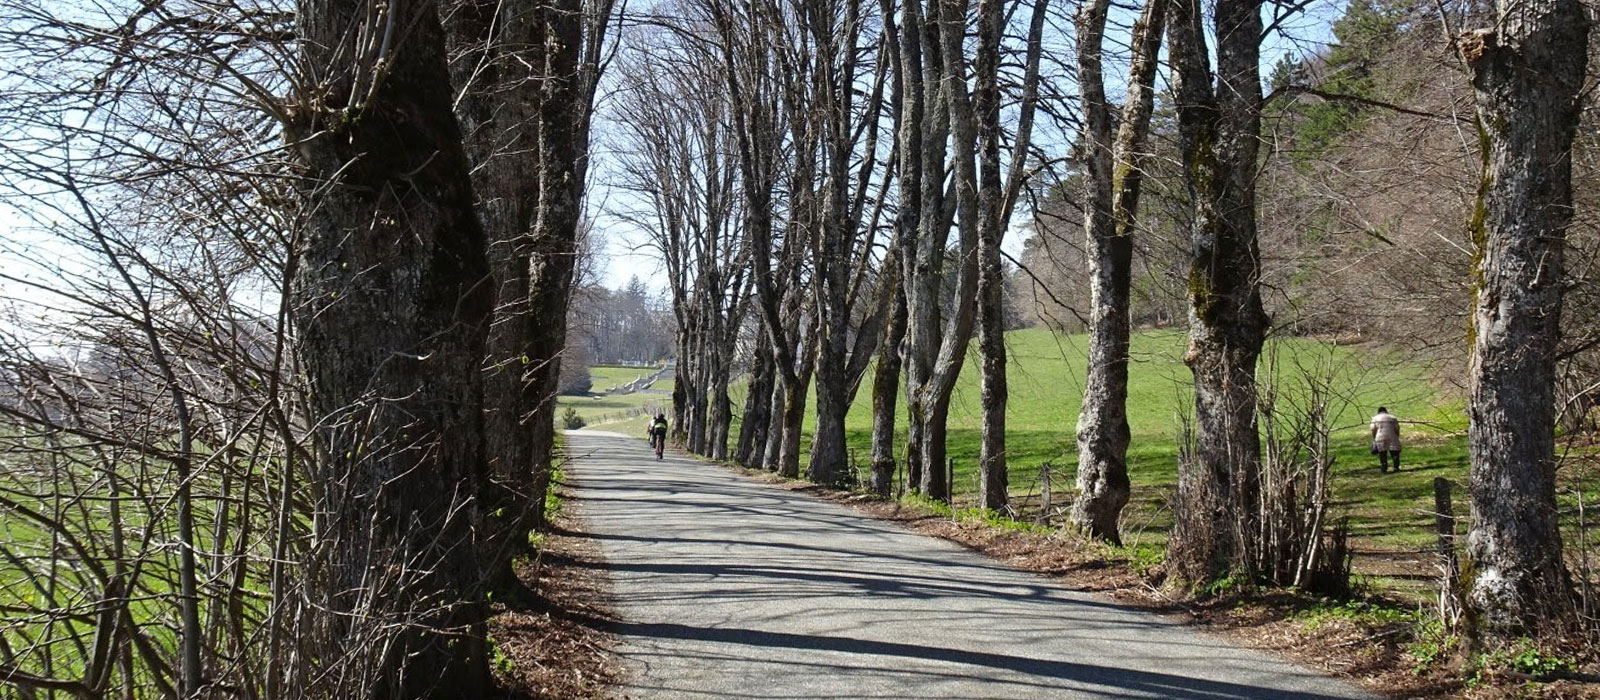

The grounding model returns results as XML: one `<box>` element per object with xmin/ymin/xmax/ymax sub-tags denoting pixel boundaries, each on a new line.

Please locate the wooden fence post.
<box><xmin>1039</xmin><ymin>462</ymin><xmax>1052</xmax><ymax>526</ymax></box>
<box><xmin>1434</xmin><ymin>477</ymin><xmax>1462</xmax><ymax>627</ymax></box>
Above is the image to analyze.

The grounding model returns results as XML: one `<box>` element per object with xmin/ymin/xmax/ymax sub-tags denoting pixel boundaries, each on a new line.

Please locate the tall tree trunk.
<box><xmin>672</xmin><ymin>324</ymin><xmax>695</xmax><ymax>444</ymax></box>
<box><xmin>887</xmin><ymin>0</ymin><xmax>928</xmax><ymax>495</ymax></box>
<box><xmin>1165</xmin><ymin>0</ymin><xmax>1269</xmax><ymax>586</ymax></box>
<box><xmin>707</xmin><ymin>353</ymin><xmax>733</xmax><ymax>460</ymax></box>
<box><xmin>871</xmin><ymin>277</ymin><xmax>909</xmax><ymax>497</ymax></box>
<box><xmin>972</xmin><ymin>0</ymin><xmax>1006</xmax><ymax>512</ymax></box>
<box><xmin>672</xmin><ymin>356</ymin><xmax>691</xmax><ymax>443</ymax></box>
<box><xmin>1071</xmin><ymin>0</ymin><xmax>1166</xmax><ymax>545</ymax></box>
<box><xmin>288</xmin><ymin>0</ymin><xmax>493</xmax><ymax>692</ymax></box>
<box><xmin>688</xmin><ymin>321</ymin><xmax>711</xmax><ymax>454</ymax></box>
<box><xmin>524</xmin><ymin>0</ymin><xmax>585</xmax><ymax>531</ymax></box>
<box><xmin>446</xmin><ymin>0</ymin><xmax>544</xmax><ymax>593</ymax></box>
<box><xmin>913</xmin><ymin>0</ymin><xmax>979</xmax><ymax>503</ymax></box>
<box><xmin>809</xmin><ymin>370</ymin><xmax>851</xmax><ymax>484</ymax></box>
<box><xmin>901</xmin><ymin>0</ymin><xmax>963</xmax><ymax>502</ymax></box>
<box><xmin>905</xmin><ymin>402</ymin><xmax>925</xmax><ymax>491</ymax></box>
<box><xmin>1461</xmin><ymin>0</ymin><xmax>1586</xmax><ymax>637</ymax></box>
<box><xmin>736</xmin><ymin>337</ymin><xmax>775</xmax><ymax>466</ymax></box>
<box><xmin>762</xmin><ymin>374</ymin><xmax>786</xmax><ymax>470</ymax></box>
<box><xmin>778</xmin><ymin>374</ymin><xmax>810</xmax><ymax>479</ymax></box>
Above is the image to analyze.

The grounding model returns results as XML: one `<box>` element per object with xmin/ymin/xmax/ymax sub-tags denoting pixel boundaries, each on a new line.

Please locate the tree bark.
<box><xmin>762</xmin><ymin>372</ymin><xmax>786</xmax><ymax>470</ymax></box>
<box><xmin>289</xmin><ymin>0</ymin><xmax>493</xmax><ymax>692</ymax></box>
<box><xmin>1071</xmin><ymin>0</ymin><xmax>1166</xmax><ymax>545</ymax></box>
<box><xmin>707</xmin><ymin>348</ymin><xmax>733</xmax><ymax>460</ymax></box>
<box><xmin>1461</xmin><ymin>0</ymin><xmax>1587</xmax><ymax>637</ymax></box>
<box><xmin>523</xmin><ymin>0</ymin><xmax>586</xmax><ymax>531</ymax></box>
<box><xmin>972</xmin><ymin>0</ymin><xmax>1006</xmax><ymax>512</ymax></box>
<box><xmin>914</xmin><ymin>0</ymin><xmax>979</xmax><ymax>502</ymax></box>
<box><xmin>736</xmin><ymin>336</ymin><xmax>775</xmax><ymax>467</ymax></box>
<box><xmin>871</xmin><ymin>287</ymin><xmax>908</xmax><ymax>496</ymax></box>
<box><xmin>898</xmin><ymin>0</ymin><xmax>962</xmax><ymax>502</ymax></box>
<box><xmin>446</xmin><ymin>0</ymin><xmax>545</xmax><ymax>593</ymax></box>
<box><xmin>777</xmin><ymin>374</ymin><xmax>811</xmax><ymax>479</ymax></box>
<box><xmin>1165</xmin><ymin>0</ymin><xmax>1269</xmax><ymax>586</ymax></box>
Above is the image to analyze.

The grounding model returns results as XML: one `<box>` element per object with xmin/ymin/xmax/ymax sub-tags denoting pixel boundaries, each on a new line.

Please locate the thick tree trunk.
<box><xmin>1071</xmin><ymin>0</ymin><xmax>1127</xmax><ymax>542</ymax></box>
<box><xmin>777</xmin><ymin>376</ymin><xmax>810</xmax><ymax>479</ymax></box>
<box><xmin>809</xmin><ymin>369</ymin><xmax>851</xmax><ymax>485</ymax></box>
<box><xmin>888</xmin><ymin>0</ymin><xmax>928</xmax><ymax>496</ymax></box>
<box><xmin>910</xmin><ymin>0</ymin><xmax>980</xmax><ymax>504</ymax></box>
<box><xmin>523</xmin><ymin>0</ymin><xmax>585</xmax><ymax>531</ymax></box>
<box><xmin>672</xmin><ymin>326</ymin><xmax>695</xmax><ymax>444</ymax></box>
<box><xmin>707</xmin><ymin>355</ymin><xmax>733</xmax><ymax>460</ymax></box>
<box><xmin>900</xmin><ymin>0</ymin><xmax>967</xmax><ymax>503</ymax></box>
<box><xmin>289</xmin><ymin>0</ymin><xmax>493</xmax><ymax>693</ymax></box>
<box><xmin>688</xmin><ymin>326</ymin><xmax>711</xmax><ymax>454</ymax></box>
<box><xmin>1165</xmin><ymin>0</ymin><xmax>1269</xmax><ymax>586</ymax></box>
<box><xmin>672</xmin><ymin>357</ymin><xmax>691</xmax><ymax>443</ymax></box>
<box><xmin>446</xmin><ymin>0</ymin><xmax>544</xmax><ymax>590</ymax></box>
<box><xmin>871</xmin><ymin>284</ymin><xmax>908</xmax><ymax>497</ymax></box>
<box><xmin>1461</xmin><ymin>0</ymin><xmax>1586</xmax><ymax>637</ymax></box>
<box><xmin>1071</xmin><ymin>0</ymin><xmax>1165</xmax><ymax>544</ymax></box>
<box><xmin>762</xmin><ymin>375</ymin><xmax>786</xmax><ymax>470</ymax></box>
<box><xmin>736</xmin><ymin>338</ymin><xmax>775</xmax><ymax>467</ymax></box>
<box><xmin>921</xmin><ymin>389</ymin><xmax>953</xmax><ymax>496</ymax></box>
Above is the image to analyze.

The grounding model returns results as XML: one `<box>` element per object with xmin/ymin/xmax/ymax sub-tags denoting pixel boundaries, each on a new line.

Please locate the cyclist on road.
<box><xmin>647</xmin><ymin>413</ymin><xmax>669</xmax><ymax>460</ymax></box>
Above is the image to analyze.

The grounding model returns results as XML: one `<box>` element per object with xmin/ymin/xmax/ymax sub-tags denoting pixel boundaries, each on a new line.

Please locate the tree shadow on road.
<box><xmin>600</xmin><ymin>618</ymin><xmax>1371</xmax><ymax>700</ymax></box>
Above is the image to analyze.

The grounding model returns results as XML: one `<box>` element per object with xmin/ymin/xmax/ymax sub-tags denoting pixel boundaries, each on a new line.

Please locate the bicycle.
<box><xmin>646</xmin><ymin>414</ymin><xmax>669</xmax><ymax>461</ymax></box>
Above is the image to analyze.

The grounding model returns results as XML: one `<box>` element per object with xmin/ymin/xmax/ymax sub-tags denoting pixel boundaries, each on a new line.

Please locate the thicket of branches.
<box><xmin>0</xmin><ymin>0</ymin><xmax>616</xmax><ymax>694</ymax></box>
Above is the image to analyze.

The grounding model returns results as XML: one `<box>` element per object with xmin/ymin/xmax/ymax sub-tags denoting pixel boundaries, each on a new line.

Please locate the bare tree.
<box><xmin>1164</xmin><ymin>0</ymin><xmax>1272</xmax><ymax>586</ymax></box>
<box><xmin>0</xmin><ymin>0</ymin><xmax>314</xmax><ymax>696</ymax></box>
<box><xmin>608</xmin><ymin>23</ymin><xmax>751</xmax><ymax>459</ymax></box>
<box><xmin>970</xmin><ymin>0</ymin><xmax>1048</xmax><ymax>511</ymax></box>
<box><xmin>1071</xmin><ymin>0</ymin><xmax>1167</xmax><ymax>542</ymax></box>
<box><xmin>800</xmin><ymin>0</ymin><xmax>896</xmax><ymax>486</ymax></box>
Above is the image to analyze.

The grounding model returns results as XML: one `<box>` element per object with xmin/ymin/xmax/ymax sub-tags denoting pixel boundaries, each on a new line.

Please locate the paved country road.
<box><xmin>564</xmin><ymin>430</ymin><xmax>1381</xmax><ymax>700</ymax></box>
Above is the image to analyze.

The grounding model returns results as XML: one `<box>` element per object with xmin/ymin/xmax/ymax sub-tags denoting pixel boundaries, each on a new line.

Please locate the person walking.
<box><xmin>1370</xmin><ymin>407</ymin><xmax>1402</xmax><ymax>473</ymax></box>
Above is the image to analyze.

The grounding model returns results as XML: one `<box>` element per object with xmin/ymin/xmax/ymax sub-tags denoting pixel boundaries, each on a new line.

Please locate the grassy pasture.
<box><xmin>704</xmin><ymin>328</ymin><xmax>1598</xmax><ymax>595</ymax></box>
<box><xmin>559</xmin><ymin>365</ymin><xmax>671</xmax><ymax>435</ymax></box>
<box><xmin>566</xmin><ymin>330</ymin><xmax>1599</xmax><ymax>597</ymax></box>
<box><xmin>821</xmin><ymin>329</ymin><xmax>1469</xmax><ymax>550</ymax></box>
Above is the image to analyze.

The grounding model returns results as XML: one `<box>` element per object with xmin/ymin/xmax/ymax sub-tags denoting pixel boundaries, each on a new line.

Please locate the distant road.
<box><xmin>564</xmin><ymin>430</ymin><xmax>1381</xmax><ymax>700</ymax></box>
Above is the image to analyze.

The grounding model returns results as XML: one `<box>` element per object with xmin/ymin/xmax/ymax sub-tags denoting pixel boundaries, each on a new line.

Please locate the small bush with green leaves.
<box><xmin>1472</xmin><ymin>638</ymin><xmax>1574</xmax><ymax>682</ymax></box>
<box><xmin>561</xmin><ymin>406</ymin><xmax>587</xmax><ymax>430</ymax></box>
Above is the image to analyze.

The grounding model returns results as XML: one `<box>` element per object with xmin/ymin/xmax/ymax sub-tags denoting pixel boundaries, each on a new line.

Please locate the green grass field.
<box><xmin>588</xmin><ymin>365</ymin><xmax>662</xmax><ymax>392</ymax></box>
<box><xmin>725</xmin><ymin>330</ymin><xmax>1472</xmax><ymax>550</ymax></box>
<box><xmin>725</xmin><ymin>329</ymin><xmax>1598</xmax><ymax>595</ymax></box>
<box><xmin>559</xmin><ymin>365</ymin><xmax>671</xmax><ymax>436</ymax></box>
<box><xmin>563</xmin><ymin>331</ymin><xmax>1599</xmax><ymax>596</ymax></box>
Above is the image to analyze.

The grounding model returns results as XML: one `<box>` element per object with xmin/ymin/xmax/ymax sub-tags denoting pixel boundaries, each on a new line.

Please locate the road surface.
<box><xmin>564</xmin><ymin>430</ymin><xmax>1380</xmax><ymax>700</ymax></box>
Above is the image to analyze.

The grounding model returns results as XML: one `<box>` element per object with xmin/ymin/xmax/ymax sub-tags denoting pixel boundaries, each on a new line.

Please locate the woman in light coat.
<box><xmin>1370</xmin><ymin>407</ymin><xmax>1401</xmax><ymax>473</ymax></box>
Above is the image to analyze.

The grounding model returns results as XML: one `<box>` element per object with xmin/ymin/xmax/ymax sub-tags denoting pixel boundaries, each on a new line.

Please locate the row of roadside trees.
<box><xmin>621</xmin><ymin>0</ymin><xmax>1592</xmax><ymax>647</ymax></box>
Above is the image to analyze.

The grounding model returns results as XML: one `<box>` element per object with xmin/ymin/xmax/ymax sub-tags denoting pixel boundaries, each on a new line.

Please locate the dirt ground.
<box><xmin>489</xmin><ymin>491</ymin><xmax>621</xmax><ymax>700</ymax></box>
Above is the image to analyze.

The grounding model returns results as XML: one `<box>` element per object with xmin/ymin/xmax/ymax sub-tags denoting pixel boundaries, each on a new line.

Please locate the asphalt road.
<box><xmin>565</xmin><ymin>430</ymin><xmax>1381</xmax><ymax>700</ymax></box>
